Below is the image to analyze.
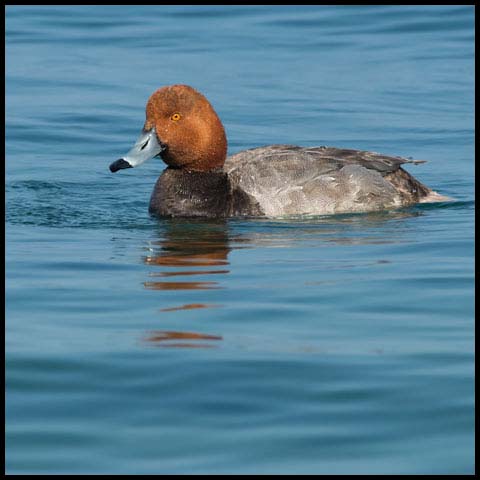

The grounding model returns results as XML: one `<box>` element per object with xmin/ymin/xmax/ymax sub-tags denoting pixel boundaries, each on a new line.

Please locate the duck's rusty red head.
<box><xmin>110</xmin><ymin>84</ymin><xmax>227</xmax><ymax>173</ymax></box>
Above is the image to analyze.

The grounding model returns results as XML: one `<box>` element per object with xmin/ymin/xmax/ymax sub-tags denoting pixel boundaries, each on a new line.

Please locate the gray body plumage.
<box><xmin>224</xmin><ymin>145</ymin><xmax>432</xmax><ymax>216</ymax></box>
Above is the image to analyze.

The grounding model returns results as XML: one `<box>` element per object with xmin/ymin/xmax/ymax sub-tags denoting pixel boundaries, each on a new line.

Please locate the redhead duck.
<box><xmin>109</xmin><ymin>84</ymin><xmax>448</xmax><ymax>218</ymax></box>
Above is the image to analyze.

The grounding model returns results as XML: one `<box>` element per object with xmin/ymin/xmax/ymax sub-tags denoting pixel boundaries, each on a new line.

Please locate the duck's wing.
<box><xmin>225</xmin><ymin>144</ymin><xmax>426</xmax><ymax>176</ymax></box>
<box><xmin>300</xmin><ymin>146</ymin><xmax>426</xmax><ymax>173</ymax></box>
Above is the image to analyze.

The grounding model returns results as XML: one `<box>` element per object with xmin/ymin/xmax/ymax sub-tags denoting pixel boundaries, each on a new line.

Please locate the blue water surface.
<box><xmin>5</xmin><ymin>5</ymin><xmax>474</xmax><ymax>475</ymax></box>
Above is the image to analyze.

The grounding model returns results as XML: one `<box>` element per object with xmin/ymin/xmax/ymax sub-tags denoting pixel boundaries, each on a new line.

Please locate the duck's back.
<box><xmin>224</xmin><ymin>145</ymin><xmax>434</xmax><ymax>216</ymax></box>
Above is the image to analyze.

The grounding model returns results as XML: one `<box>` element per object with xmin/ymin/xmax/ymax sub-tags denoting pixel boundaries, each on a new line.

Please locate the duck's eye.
<box><xmin>171</xmin><ymin>113</ymin><xmax>181</xmax><ymax>121</ymax></box>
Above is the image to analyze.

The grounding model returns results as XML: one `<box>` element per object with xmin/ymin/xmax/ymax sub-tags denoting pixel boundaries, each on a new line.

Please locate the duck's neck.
<box><xmin>149</xmin><ymin>167</ymin><xmax>231</xmax><ymax>218</ymax></box>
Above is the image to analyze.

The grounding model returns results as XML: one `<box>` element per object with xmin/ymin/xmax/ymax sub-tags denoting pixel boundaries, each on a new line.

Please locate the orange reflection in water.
<box><xmin>141</xmin><ymin>222</ymin><xmax>233</xmax><ymax>347</ymax></box>
<box><xmin>144</xmin><ymin>330</ymin><xmax>222</xmax><ymax>348</ymax></box>
<box><xmin>143</xmin><ymin>221</ymin><xmax>232</xmax><ymax>292</ymax></box>
<box><xmin>148</xmin><ymin>269</ymin><xmax>229</xmax><ymax>277</ymax></box>
<box><xmin>144</xmin><ymin>254</ymin><xmax>229</xmax><ymax>267</ymax></box>
<box><xmin>159</xmin><ymin>303</ymin><xmax>220</xmax><ymax>312</ymax></box>
<box><xmin>144</xmin><ymin>280</ymin><xmax>221</xmax><ymax>291</ymax></box>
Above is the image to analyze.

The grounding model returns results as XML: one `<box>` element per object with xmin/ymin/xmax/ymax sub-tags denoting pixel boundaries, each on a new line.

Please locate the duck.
<box><xmin>109</xmin><ymin>84</ymin><xmax>448</xmax><ymax>218</ymax></box>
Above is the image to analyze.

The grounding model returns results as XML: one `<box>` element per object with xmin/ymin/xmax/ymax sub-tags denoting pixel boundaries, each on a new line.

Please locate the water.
<box><xmin>5</xmin><ymin>5</ymin><xmax>474</xmax><ymax>474</ymax></box>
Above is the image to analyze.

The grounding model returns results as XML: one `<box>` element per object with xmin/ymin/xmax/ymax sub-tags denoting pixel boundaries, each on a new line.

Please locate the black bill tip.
<box><xmin>109</xmin><ymin>158</ymin><xmax>133</xmax><ymax>173</ymax></box>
